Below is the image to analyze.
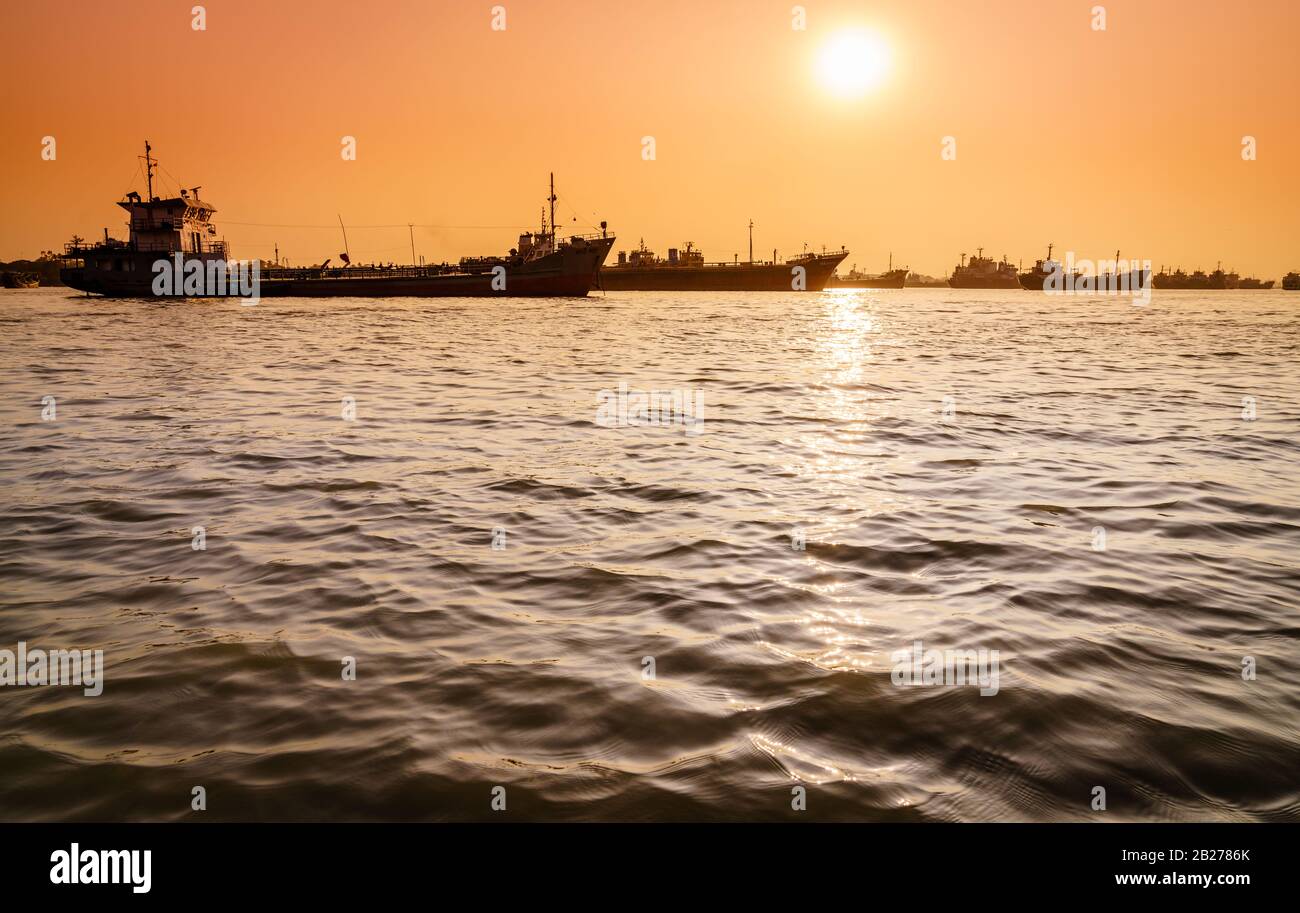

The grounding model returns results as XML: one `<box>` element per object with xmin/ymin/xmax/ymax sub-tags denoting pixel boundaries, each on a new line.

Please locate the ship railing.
<box><xmin>63</xmin><ymin>239</ymin><xmax>130</xmax><ymax>255</ymax></box>
<box><xmin>258</xmin><ymin>263</ymin><xmax>462</xmax><ymax>281</ymax></box>
<box><xmin>61</xmin><ymin>240</ymin><xmax>231</xmax><ymax>258</ymax></box>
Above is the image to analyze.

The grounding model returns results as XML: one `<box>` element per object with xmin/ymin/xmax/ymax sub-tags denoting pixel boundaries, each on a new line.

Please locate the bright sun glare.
<box><xmin>817</xmin><ymin>29</ymin><xmax>891</xmax><ymax>97</ymax></box>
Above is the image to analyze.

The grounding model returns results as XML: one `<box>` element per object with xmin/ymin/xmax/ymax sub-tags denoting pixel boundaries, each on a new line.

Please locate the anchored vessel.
<box><xmin>1153</xmin><ymin>263</ymin><xmax>1244</xmax><ymax>290</ymax></box>
<box><xmin>949</xmin><ymin>248</ymin><xmax>1020</xmax><ymax>289</ymax></box>
<box><xmin>827</xmin><ymin>254</ymin><xmax>908</xmax><ymax>289</ymax></box>
<box><xmin>1019</xmin><ymin>245</ymin><xmax>1150</xmax><ymax>292</ymax></box>
<box><xmin>1088</xmin><ymin>250</ymin><xmax>1151</xmax><ymax>291</ymax></box>
<box><xmin>1153</xmin><ymin>267</ymin><xmax>1211</xmax><ymax>289</ymax></box>
<box><xmin>1018</xmin><ymin>243</ymin><xmax>1067</xmax><ymax>291</ymax></box>
<box><xmin>59</xmin><ymin>143</ymin><xmax>614</xmax><ymax>298</ymax></box>
<box><xmin>1237</xmin><ymin>276</ymin><xmax>1276</xmax><ymax>289</ymax></box>
<box><xmin>1283</xmin><ymin>273</ymin><xmax>1300</xmax><ymax>291</ymax></box>
<box><xmin>600</xmin><ymin>222</ymin><xmax>847</xmax><ymax>291</ymax></box>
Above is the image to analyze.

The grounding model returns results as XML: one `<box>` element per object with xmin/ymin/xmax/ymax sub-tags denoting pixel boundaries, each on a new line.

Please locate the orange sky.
<box><xmin>2</xmin><ymin>0</ymin><xmax>1297</xmax><ymax>276</ymax></box>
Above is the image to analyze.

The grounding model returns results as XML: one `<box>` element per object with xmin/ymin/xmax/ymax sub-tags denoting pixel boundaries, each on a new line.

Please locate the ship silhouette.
<box><xmin>1153</xmin><ymin>263</ymin><xmax>1250</xmax><ymax>290</ymax></box>
<box><xmin>59</xmin><ymin>143</ymin><xmax>614</xmax><ymax>298</ymax></box>
<box><xmin>827</xmin><ymin>253</ymin><xmax>908</xmax><ymax>289</ymax></box>
<box><xmin>949</xmin><ymin>248</ymin><xmax>1019</xmax><ymax>289</ymax></box>
<box><xmin>600</xmin><ymin>222</ymin><xmax>847</xmax><ymax>291</ymax></box>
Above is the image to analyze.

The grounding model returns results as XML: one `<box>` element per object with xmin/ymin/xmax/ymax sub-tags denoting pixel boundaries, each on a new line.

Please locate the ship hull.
<box><xmin>826</xmin><ymin>269</ymin><xmax>908</xmax><ymax>289</ymax></box>
<box><xmin>600</xmin><ymin>252</ymin><xmax>847</xmax><ymax>292</ymax></box>
<box><xmin>60</xmin><ymin>238</ymin><xmax>614</xmax><ymax>299</ymax></box>
<box><xmin>949</xmin><ymin>275</ymin><xmax>1021</xmax><ymax>289</ymax></box>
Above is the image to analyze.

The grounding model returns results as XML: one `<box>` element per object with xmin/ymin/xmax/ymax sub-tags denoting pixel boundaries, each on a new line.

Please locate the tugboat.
<box><xmin>59</xmin><ymin>142</ymin><xmax>614</xmax><ymax>298</ymax></box>
<box><xmin>827</xmin><ymin>253</ymin><xmax>908</xmax><ymax>289</ymax></box>
<box><xmin>949</xmin><ymin>248</ymin><xmax>1020</xmax><ymax>289</ymax></box>
<box><xmin>599</xmin><ymin>222</ymin><xmax>847</xmax><ymax>291</ymax></box>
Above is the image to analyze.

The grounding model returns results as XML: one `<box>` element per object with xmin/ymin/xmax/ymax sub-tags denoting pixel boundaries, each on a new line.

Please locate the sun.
<box><xmin>816</xmin><ymin>29</ymin><xmax>891</xmax><ymax>98</ymax></box>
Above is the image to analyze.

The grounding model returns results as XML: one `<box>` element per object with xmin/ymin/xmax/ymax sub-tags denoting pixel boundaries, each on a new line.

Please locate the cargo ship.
<box><xmin>1283</xmin><ymin>272</ymin><xmax>1300</xmax><ymax>291</ymax></box>
<box><xmin>827</xmin><ymin>254</ymin><xmax>908</xmax><ymax>289</ymax></box>
<box><xmin>1018</xmin><ymin>243</ymin><xmax>1068</xmax><ymax>291</ymax></box>
<box><xmin>1019</xmin><ymin>245</ymin><xmax>1150</xmax><ymax>292</ymax></box>
<box><xmin>599</xmin><ymin>223</ymin><xmax>847</xmax><ymax>291</ymax></box>
<box><xmin>949</xmin><ymin>248</ymin><xmax>1020</xmax><ymax>289</ymax></box>
<box><xmin>1154</xmin><ymin>263</ymin><xmax>1247</xmax><ymax>290</ymax></box>
<box><xmin>1088</xmin><ymin>250</ymin><xmax>1151</xmax><ymax>291</ymax></box>
<box><xmin>1237</xmin><ymin>276</ymin><xmax>1276</xmax><ymax>289</ymax></box>
<box><xmin>1153</xmin><ymin>267</ymin><xmax>1210</xmax><ymax>289</ymax></box>
<box><xmin>1206</xmin><ymin>264</ymin><xmax>1240</xmax><ymax>290</ymax></box>
<box><xmin>59</xmin><ymin>143</ymin><xmax>614</xmax><ymax>298</ymax></box>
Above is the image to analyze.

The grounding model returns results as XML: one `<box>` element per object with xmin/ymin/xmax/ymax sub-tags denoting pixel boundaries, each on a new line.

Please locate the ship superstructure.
<box><xmin>949</xmin><ymin>248</ymin><xmax>1020</xmax><ymax>289</ymax></box>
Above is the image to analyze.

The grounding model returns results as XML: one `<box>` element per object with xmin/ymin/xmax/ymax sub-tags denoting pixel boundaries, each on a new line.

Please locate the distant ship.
<box><xmin>599</xmin><ymin>223</ymin><xmax>848</xmax><ymax>291</ymax></box>
<box><xmin>59</xmin><ymin>143</ymin><xmax>614</xmax><ymax>298</ymax></box>
<box><xmin>949</xmin><ymin>248</ymin><xmax>1020</xmax><ymax>289</ymax></box>
<box><xmin>1207</xmin><ymin>264</ymin><xmax>1240</xmax><ymax>289</ymax></box>
<box><xmin>827</xmin><ymin>254</ymin><xmax>908</xmax><ymax>289</ymax></box>
<box><xmin>1021</xmin><ymin>245</ymin><xmax>1149</xmax><ymax>292</ymax></box>
<box><xmin>1089</xmin><ymin>250</ymin><xmax>1151</xmax><ymax>291</ymax></box>
<box><xmin>1153</xmin><ymin>268</ymin><xmax>1210</xmax><ymax>289</ymax></box>
<box><xmin>1018</xmin><ymin>243</ymin><xmax>1068</xmax><ymax>291</ymax></box>
<box><xmin>1153</xmin><ymin>263</ymin><xmax>1239</xmax><ymax>290</ymax></box>
<box><xmin>1</xmin><ymin>271</ymin><xmax>38</xmax><ymax>288</ymax></box>
<box><xmin>1237</xmin><ymin>276</ymin><xmax>1275</xmax><ymax>289</ymax></box>
<box><xmin>1283</xmin><ymin>272</ymin><xmax>1300</xmax><ymax>291</ymax></box>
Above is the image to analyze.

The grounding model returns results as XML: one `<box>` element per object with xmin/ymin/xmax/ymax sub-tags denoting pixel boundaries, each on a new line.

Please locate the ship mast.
<box><xmin>143</xmin><ymin>140</ymin><xmax>155</xmax><ymax>201</ymax></box>
<box><xmin>548</xmin><ymin>173</ymin><xmax>557</xmax><ymax>243</ymax></box>
<box><xmin>748</xmin><ymin>220</ymin><xmax>754</xmax><ymax>264</ymax></box>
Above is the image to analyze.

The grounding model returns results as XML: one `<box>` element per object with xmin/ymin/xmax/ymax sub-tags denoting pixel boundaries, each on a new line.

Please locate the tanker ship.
<box><xmin>949</xmin><ymin>248</ymin><xmax>1020</xmax><ymax>289</ymax></box>
<box><xmin>599</xmin><ymin>223</ymin><xmax>847</xmax><ymax>291</ymax></box>
<box><xmin>59</xmin><ymin>143</ymin><xmax>614</xmax><ymax>298</ymax></box>
<box><xmin>1021</xmin><ymin>245</ymin><xmax>1150</xmax><ymax>292</ymax></box>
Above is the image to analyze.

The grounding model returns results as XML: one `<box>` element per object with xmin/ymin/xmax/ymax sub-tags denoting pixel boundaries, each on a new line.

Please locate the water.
<box><xmin>1</xmin><ymin>286</ymin><xmax>1297</xmax><ymax>822</ymax></box>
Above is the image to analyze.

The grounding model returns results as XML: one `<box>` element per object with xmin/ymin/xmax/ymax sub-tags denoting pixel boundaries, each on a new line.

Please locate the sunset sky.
<box><xmin>1</xmin><ymin>0</ymin><xmax>1297</xmax><ymax>276</ymax></box>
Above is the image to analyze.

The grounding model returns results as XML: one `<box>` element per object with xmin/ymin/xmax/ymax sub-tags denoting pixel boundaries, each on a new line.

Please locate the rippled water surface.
<box><xmin>1</xmin><ymin>286</ymin><xmax>1297</xmax><ymax>821</ymax></box>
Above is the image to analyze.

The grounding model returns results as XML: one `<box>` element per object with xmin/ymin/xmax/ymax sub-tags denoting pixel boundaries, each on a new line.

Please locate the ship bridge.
<box><xmin>118</xmin><ymin>189</ymin><xmax>223</xmax><ymax>256</ymax></box>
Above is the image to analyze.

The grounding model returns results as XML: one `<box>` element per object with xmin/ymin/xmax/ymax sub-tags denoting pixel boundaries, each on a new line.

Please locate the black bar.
<box><xmin>0</xmin><ymin>823</ymin><xmax>1280</xmax><ymax>898</ymax></box>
